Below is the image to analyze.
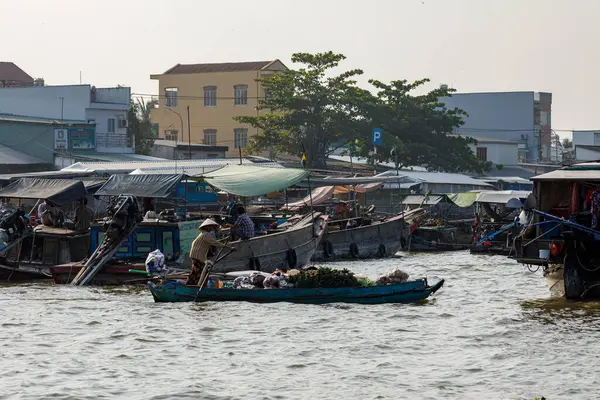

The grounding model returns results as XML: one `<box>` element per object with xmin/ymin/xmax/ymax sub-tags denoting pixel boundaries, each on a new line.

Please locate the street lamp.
<box><xmin>165</xmin><ymin>106</ymin><xmax>184</xmax><ymax>143</ymax></box>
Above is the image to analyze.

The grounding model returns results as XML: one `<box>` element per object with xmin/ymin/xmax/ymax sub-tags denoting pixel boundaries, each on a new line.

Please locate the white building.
<box><xmin>0</xmin><ymin>84</ymin><xmax>132</xmax><ymax>154</ymax></box>
<box><xmin>572</xmin><ymin>130</ymin><xmax>600</xmax><ymax>161</ymax></box>
<box><xmin>440</xmin><ymin>91</ymin><xmax>552</xmax><ymax>163</ymax></box>
<box><xmin>465</xmin><ymin>136</ymin><xmax>519</xmax><ymax>166</ymax></box>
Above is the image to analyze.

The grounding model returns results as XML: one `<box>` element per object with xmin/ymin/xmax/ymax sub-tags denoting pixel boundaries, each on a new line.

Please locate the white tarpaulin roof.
<box><xmin>475</xmin><ymin>190</ymin><xmax>531</xmax><ymax>204</ymax></box>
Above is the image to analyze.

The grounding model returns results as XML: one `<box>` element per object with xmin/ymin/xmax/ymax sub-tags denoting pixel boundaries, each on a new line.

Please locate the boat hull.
<box><xmin>198</xmin><ymin>214</ymin><xmax>326</xmax><ymax>274</ymax></box>
<box><xmin>312</xmin><ymin>210</ymin><xmax>423</xmax><ymax>261</ymax></box>
<box><xmin>469</xmin><ymin>245</ymin><xmax>512</xmax><ymax>256</ymax></box>
<box><xmin>0</xmin><ymin>262</ymin><xmax>51</xmax><ymax>282</ymax></box>
<box><xmin>50</xmin><ymin>263</ymin><xmax>187</xmax><ymax>285</ymax></box>
<box><xmin>148</xmin><ymin>278</ymin><xmax>444</xmax><ymax>305</ymax></box>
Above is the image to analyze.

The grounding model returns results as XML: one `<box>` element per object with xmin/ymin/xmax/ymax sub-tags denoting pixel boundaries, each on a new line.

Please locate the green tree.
<box><xmin>128</xmin><ymin>98</ymin><xmax>157</xmax><ymax>155</ymax></box>
<box><xmin>362</xmin><ymin>79</ymin><xmax>491</xmax><ymax>174</ymax></box>
<box><xmin>561</xmin><ymin>138</ymin><xmax>573</xmax><ymax>149</ymax></box>
<box><xmin>235</xmin><ymin>51</ymin><xmax>372</xmax><ymax>168</ymax></box>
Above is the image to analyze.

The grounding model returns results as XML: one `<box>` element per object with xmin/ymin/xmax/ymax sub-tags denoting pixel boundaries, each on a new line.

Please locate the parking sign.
<box><xmin>372</xmin><ymin>128</ymin><xmax>383</xmax><ymax>145</ymax></box>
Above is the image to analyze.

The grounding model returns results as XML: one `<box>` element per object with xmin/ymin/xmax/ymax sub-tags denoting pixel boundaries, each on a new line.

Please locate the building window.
<box><xmin>234</xmin><ymin>85</ymin><xmax>248</xmax><ymax>106</ymax></box>
<box><xmin>164</xmin><ymin>129</ymin><xmax>178</xmax><ymax>141</ymax></box>
<box><xmin>204</xmin><ymin>129</ymin><xmax>217</xmax><ymax>146</ymax></box>
<box><xmin>476</xmin><ymin>147</ymin><xmax>487</xmax><ymax>161</ymax></box>
<box><xmin>165</xmin><ymin>87</ymin><xmax>178</xmax><ymax>107</ymax></box>
<box><xmin>204</xmin><ymin>86</ymin><xmax>217</xmax><ymax>107</ymax></box>
<box><xmin>234</xmin><ymin>128</ymin><xmax>248</xmax><ymax>148</ymax></box>
<box><xmin>108</xmin><ymin>118</ymin><xmax>115</xmax><ymax>133</ymax></box>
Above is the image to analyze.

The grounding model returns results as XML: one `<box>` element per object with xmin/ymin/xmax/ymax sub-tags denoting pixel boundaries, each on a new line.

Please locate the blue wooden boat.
<box><xmin>148</xmin><ymin>278</ymin><xmax>444</xmax><ymax>305</ymax></box>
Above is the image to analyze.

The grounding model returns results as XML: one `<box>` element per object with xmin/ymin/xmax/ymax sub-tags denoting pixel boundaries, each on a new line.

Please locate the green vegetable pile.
<box><xmin>287</xmin><ymin>267</ymin><xmax>374</xmax><ymax>288</ymax></box>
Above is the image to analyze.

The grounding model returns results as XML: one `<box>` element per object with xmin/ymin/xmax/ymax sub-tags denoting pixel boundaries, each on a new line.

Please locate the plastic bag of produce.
<box><xmin>145</xmin><ymin>249</ymin><xmax>165</xmax><ymax>273</ymax></box>
<box><xmin>388</xmin><ymin>269</ymin><xmax>409</xmax><ymax>283</ymax></box>
<box><xmin>263</xmin><ymin>275</ymin><xmax>281</xmax><ymax>289</ymax></box>
<box><xmin>249</xmin><ymin>272</ymin><xmax>266</xmax><ymax>288</ymax></box>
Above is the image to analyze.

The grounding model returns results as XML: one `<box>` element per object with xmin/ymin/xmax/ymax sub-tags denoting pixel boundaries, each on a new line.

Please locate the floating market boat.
<box><xmin>281</xmin><ymin>176</ymin><xmax>425</xmax><ymax>260</ymax></box>
<box><xmin>0</xmin><ymin>178</ymin><xmax>102</xmax><ymax>282</ymax></box>
<box><xmin>511</xmin><ymin>162</ymin><xmax>600</xmax><ymax>299</ymax></box>
<box><xmin>312</xmin><ymin>208</ymin><xmax>424</xmax><ymax>260</ymax></box>
<box><xmin>148</xmin><ymin>277</ymin><xmax>444</xmax><ymax>304</ymax></box>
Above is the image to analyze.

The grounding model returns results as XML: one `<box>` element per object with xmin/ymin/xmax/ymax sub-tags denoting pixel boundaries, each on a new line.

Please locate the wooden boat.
<box><xmin>0</xmin><ymin>226</ymin><xmax>90</xmax><ymax>282</ymax></box>
<box><xmin>204</xmin><ymin>213</ymin><xmax>327</xmax><ymax>273</ymax></box>
<box><xmin>148</xmin><ymin>278</ymin><xmax>445</xmax><ymax>304</ymax></box>
<box><xmin>312</xmin><ymin>208</ymin><xmax>424</xmax><ymax>261</ymax></box>
<box><xmin>0</xmin><ymin>178</ymin><xmax>98</xmax><ymax>282</ymax></box>
<box><xmin>51</xmin><ymin>262</ymin><xmax>187</xmax><ymax>285</ymax></box>
<box><xmin>406</xmin><ymin>226</ymin><xmax>469</xmax><ymax>252</ymax></box>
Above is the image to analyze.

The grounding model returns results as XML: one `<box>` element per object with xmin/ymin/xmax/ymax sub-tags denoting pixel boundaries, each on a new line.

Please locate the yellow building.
<box><xmin>150</xmin><ymin>60</ymin><xmax>287</xmax><ymax>157</ymax></box>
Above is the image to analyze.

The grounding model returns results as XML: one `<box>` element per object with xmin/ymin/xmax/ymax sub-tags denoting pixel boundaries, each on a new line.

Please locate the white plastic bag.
<box><xmin>145</xmin><ymin>249</ymin><xmax>165</xmax><ymax>273</ymax></box>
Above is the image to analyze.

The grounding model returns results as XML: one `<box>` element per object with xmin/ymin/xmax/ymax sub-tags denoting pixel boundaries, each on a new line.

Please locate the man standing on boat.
<box><xmin>186</xmin><ymin>218</ymin><xmax>236</xmax><ymax>286</ymax></box>
<box><xmin>229</xmin><ymin>206</ymin><xmax>255</xmax><ymax>240</ymax></box>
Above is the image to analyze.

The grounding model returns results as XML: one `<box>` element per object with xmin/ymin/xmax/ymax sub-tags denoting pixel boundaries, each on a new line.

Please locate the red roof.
<box><xmin>162</xmin><ymin>60</ymin><xmax>282</xmax><ymax>75</ymax></box>
<box><xmin>0</xmin><ymin>62</ymin><xmax>34</xmax><ymax>87</ymax></box>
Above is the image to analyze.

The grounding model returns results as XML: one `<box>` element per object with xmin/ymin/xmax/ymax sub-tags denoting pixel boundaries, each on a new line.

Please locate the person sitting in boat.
<box><xmin>186</xmin><ymin>218</ymin><xmax>236</xmax><ymax>286</ymax></box>
<box><xmin>228</xmin><ymin>206</ymin><xmax>255</xmax><ymax>240</ymax></box>
<box><xmin>39</xmin><ymin>200</ymin><xmax>64</xmax><ymax>227</ymax></box>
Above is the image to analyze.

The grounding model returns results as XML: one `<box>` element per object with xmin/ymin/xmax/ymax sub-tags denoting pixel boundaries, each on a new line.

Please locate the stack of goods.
<box><xmin>375</xmin><ymin>269</ymin><xmax>409</xmax><ymax>286</ymax></box>
<box><xmin>286</xmin><ymin>267</ymin><xmax>373</xmax><ymax>289</ymax></box>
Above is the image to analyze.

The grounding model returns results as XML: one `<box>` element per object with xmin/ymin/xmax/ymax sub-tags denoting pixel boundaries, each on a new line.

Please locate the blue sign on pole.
<box><xmin>372</xmin><ymin>128</ymin><xmax>383</xmax><ymax>145</ymax></box>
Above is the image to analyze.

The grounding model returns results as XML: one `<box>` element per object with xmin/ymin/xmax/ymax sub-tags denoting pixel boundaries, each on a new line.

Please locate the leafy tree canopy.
<box><xmin>236</xmin><ymin>51</ymin><xmax>490</xmax><ymax>173</ymax></box>
<box><xmin>128</xmin><ymin>98</ymin><xmax>157</xmax><ymax>155</ymax></box>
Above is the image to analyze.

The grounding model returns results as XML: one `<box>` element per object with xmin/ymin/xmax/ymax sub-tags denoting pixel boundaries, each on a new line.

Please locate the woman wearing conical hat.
<box><xmin>185</xmin><ymin>218</ymin><xmax>236</xmax><ymax>286</ymax></box>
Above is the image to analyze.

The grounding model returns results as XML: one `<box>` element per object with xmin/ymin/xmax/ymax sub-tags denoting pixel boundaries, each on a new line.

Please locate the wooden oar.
<box><xmin>193</xmin><ymin>247</ymin><xmax>236</xmax><ymax>302</ymax></box>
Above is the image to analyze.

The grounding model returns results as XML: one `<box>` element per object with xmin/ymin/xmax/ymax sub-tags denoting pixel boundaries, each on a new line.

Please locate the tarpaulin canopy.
<box><xmin>401</xmin><ymin>195</ymin><xmax>445</xmax><ymax>206</ymax></box>
<box><xmin>94</xmin><ymin>174</ymin><xmax>184</xmax><ymax>198</ymax></box>
<box><xmin>475</xmin><ymin>190</ymin><xmax>531</xmax><ymax>204</ymax></box>
<box><xmin>0</xmin><ymin>178</ymin><xmax>87</xmax><ymax>205</ymax></box>
<box><xmin>281</xmin><ymin>186</ymin><xmax>336</xmax><ymax>210</ymax></box>
<box><xmin>203</xmin><ymin>165</ymin><xmax>310</xmax><ymax>197</ymax></box>
<box><xmin>447</xmin><ymin>192</ymin><xmax>480</xmax><ymax>208</ymax></box>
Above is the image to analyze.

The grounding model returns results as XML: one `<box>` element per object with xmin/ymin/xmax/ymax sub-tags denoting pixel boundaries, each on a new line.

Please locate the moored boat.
<box><xmin>148</xmin><ymin>278</ymin><xmax>444</xmax><ymax>304</ymax></box>
<box><xmin>0</xmin><ymin>178</ymin><xmax>96</xmax><ymax>282</ymax></box>
<box><xmin>312</xmin><ymin>208</ymin><xmax>424</xmax><ymax>261</ymax></box>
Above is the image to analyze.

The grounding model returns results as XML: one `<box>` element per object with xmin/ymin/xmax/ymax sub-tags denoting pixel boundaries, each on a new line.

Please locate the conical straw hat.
<box><xmin>198</xmin><ymin>218</ymin><xmax>219</xmax><ymax>230</ymax></box>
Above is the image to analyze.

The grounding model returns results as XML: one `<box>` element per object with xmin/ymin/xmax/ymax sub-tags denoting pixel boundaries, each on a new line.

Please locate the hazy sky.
<box><xmin>3</xmin><ymin>0</ymin><xmax>599</xmax><ymax>135</ymax></box>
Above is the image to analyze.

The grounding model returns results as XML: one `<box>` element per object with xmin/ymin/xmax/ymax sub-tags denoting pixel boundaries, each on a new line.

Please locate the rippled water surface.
<box><xmin>1</xmin><ymin>252</ymin><xmax>599</xmax><ymax>399</ymax></box>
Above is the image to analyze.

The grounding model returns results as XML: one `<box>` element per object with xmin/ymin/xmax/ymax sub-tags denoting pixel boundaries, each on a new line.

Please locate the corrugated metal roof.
<box><xmin>0</xmin><ymin>144</ymin><xmax>47</xmax><ymax>165</ymax></box>
<box><xmin>0</xmin><ymin>170</ymin><xmax>92</xmax><ymax>181</ymax></box>
<box><xmin>478</xmin><ymin>176</ymin><xmax>532</xmax><ymax>184</ymax></box>
<box><xmin>61</xmin><ymin>158</ymin><xmax>283</xmax><ymax>175</ymax></box>
<box><xmin>161</xmin><ymin>60</ymin><xmax>278</xmax><ymax>75</ymax></box>
<box><xmin>70</xmin><ymin>152</ymin><xmax>166</xmax><ymax>162</ymax></box>
<box><xmin>0</xmin><ymin>114</ymin><xmax>88</xmax><ymax>125</ymax></box>
<box><xmin>377</xmin><ymin>170</ymin><xmax>492</xmax><ymax>186</ymax></box>
<box><xmin>532</xmin><ymin>169</ymin><xmax>600</xmax><ymax>181</ymax></box>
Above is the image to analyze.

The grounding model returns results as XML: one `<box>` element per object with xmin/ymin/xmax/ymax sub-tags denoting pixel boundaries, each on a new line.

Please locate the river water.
<box><xmin>0</xmin><ymin>251</ymin><xmax>598</xmax><ymax>399</ymax></box>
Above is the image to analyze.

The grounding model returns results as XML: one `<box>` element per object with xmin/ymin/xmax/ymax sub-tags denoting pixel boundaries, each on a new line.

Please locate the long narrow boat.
<box><xmin>148</xmin><ymin>278</ymin><xmax>444</xmax><ymax>304</ymax></box>
<box><xmin>312</xmin><ymin>208</ymin><xmax>424</xmax><ymax>261</ymax></box>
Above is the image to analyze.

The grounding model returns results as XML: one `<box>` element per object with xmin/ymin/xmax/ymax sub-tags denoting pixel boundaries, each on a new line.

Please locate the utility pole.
<box><xmin>187</xmin><ymin>105</ymin><xmax>191</xmax><ymax>160</ymax></box>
